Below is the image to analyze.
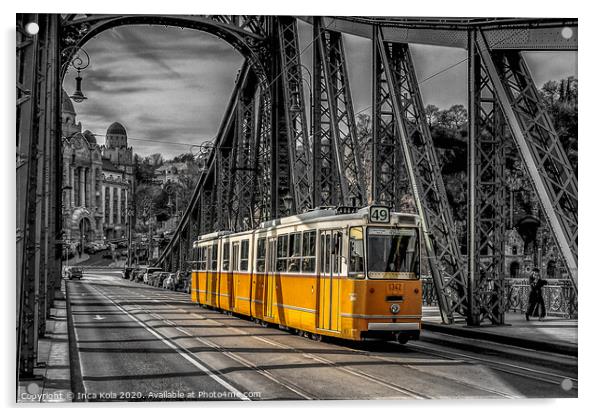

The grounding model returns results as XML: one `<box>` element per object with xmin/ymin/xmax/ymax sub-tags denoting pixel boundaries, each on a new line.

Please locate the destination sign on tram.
<box><xmin>369</xmin><ymin>206</ymin><xmax>390</xmax><ymax>223</ymax></box>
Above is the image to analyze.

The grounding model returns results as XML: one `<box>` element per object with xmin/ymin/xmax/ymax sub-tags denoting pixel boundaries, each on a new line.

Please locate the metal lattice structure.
<box><xmin>17</xmin><ymin>14</ymin><xmax>578</xmax><ymax>377</ymax></box>
<box><xmin>373</xmin><ymin>29</ymin><xmax>468</xmax><ymax>323</ymax></box>
<box><xmin>313</xmin><ymin>18</ymin><xmax>366</xmax><ymax>207</ymax></box>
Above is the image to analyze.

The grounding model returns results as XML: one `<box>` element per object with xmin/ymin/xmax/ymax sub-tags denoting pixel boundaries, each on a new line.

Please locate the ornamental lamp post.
<box><xmin>64</xmin><ymin>47</ymin><xmax>90</xmax><ymax>103</ymax></box>
<box><xmin>283</xmin><ymin>192</ymin><xmax>294</xmax><ymax>216</ymax></box>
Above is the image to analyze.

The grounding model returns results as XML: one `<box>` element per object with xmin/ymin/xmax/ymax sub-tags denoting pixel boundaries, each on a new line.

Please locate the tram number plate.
<box><xmin>369</xmin><ymin>206</ymin><xmax>390</xmax><ymax>223</ymax></box>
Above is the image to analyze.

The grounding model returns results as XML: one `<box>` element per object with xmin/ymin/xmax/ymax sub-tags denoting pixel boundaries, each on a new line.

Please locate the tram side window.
<box><xmin>210</xmin><ymin>243</ymin><xmax>218</xmax><ymax>271</ymax></box>
<box><xmin>200</xmin><ymin>246</ymin><xmax>207</xmax><ymax>271</ymax></box>
<box><xmin>349</xmin><ymin>226</ymin><xmax>365</xmax><ymax>278</ymax></box>
<box><xmin>222</xmin><ymin>242</ymin><xmax>230</xmax><ymax>271</ymax></box>
<box><xmin>302</xmin><ymin>231</ymin><xmax>316</xmax><ymax>273</ymax></box>
<box><xmin>256</xmin><ymin>238</ymin><xmax>267</xmax><ymax>272</ymax></box>
<box><xmin>333</xmin><ymin>231</ymin><xmax>342</xmax><ymax>274</ymax></box>
<box><xmin>240</xmin><ymin>239</ymin><xmax>249</xmax><ymax>271</ymax></box>
<box><xmin>277</xmin><ymin>234</ymin><xmax>288</xmax><ymax>272</ymax></box>
<box><xmin>288</xmin><ymin>233</ymin><xmax>301</xmax><ymax>272</ymax></box>
<box><xmin>232</xmin><ymin>243</ymin><xmax>240</xmax><ymax>272</ymax></box>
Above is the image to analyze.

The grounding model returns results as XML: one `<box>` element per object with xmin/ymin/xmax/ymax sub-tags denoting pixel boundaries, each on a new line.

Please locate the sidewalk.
<box><xmin>17</xmin><ymin>280</ymin><xmax>74</xmax><ymax>403</ymax></box>
<box><xmin>421</xmin><ymin>306</ymin><xmax>578</xmax><ymax>356</ymax></box>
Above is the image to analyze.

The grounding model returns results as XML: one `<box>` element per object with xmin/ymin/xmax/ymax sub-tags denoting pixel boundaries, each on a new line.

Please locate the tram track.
<box><xmin>402</xmin><ymin>342</ymin><xmax>578</xmax><ymax>390</ymax></box>
<box><xmin>106</xmin><ymin>282</ymin><xmax>522</xmax><ymax>399</ymax></box>
<box><xmin>103</xmin><ymin>283</ymin><xmax>430</xmax><ymax>399</ymax></box>
<box><xmin>81</xmin><ymin>278</ymin><xmax>577</xmax><ymax>399</ymax></box>
<box><xmin>88</xmin><ymin>283</ymin><xmax>319</xmax><ymax>400</ymax></box>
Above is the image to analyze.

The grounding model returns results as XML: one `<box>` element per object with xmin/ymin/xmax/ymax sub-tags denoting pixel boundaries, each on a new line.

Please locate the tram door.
<box><xmin>318</xmin><ymin>230</ymin><xmax>342</xmax><ymax>332</ymax></box>
<box><xmin>264</xmin><ymin>237</ymin><xmax>277</xmax><ymax>318</ymax></box>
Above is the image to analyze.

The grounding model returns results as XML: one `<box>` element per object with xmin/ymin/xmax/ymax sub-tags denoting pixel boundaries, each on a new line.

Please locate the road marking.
<box><xmin>88</xmin><ymin>285</ymin><xmax>250</xmax><ymax>401</ymax></box>
<box><xmin>150</xmin><ymin>313</ymin><xmax>316</xmax><ymax>400</ymax></box>
<box><xmin>92</xmin><ymin>315</ymin><xmax>105</xmax><ymax>320</ymax></box>
<box><xmin>102</xmin><ymin>282</ymin><xmax>568</xmax><ymax>399</ymax></box>
<box><xmin>407</xmin><ymin>343</ymin><xmax>578</xmax><ymax>389</ymax></box>
<box><xmin>112</xmin><ymin>287</ymin><xmax>427</xmax><ymax>398</ymax></box>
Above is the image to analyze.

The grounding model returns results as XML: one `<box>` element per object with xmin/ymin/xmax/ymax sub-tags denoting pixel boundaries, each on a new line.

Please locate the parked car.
<box><xmin>124</xmin><ymin>266</ymin><xmax>137</xmax><ymax>280</ymax></box>
<box><xmin>132</xmin><ymin>269</ymin><xmax>145</xmax><ymax>282</ymax></box>
<box><xmin>66</xmin><ymin>266</ymin><xmax>83</xmax><ymax>280</ymax></box>
<box><xmin>162</xmin><ymin>273</ymin><xmax>176</xmax><ymax>290</ymax></box>
<box><xmin>84</xmin><ymin>242</ymin><xmax>103</xmax><ymax>254</ymax></box>
<box><xmin>96</xmin><ymin>242</ymin><xmax>108</xmax><ymax>251</ymax></box>
<box><xmin>153</xmin><ymin>272</ymin><xmax>170</xmax><ymax>288</ymax></box>
<box><xmin>143</xmin><ymin>267</ymin><xmax>162</xmax><ymax>284</ymax></box>
<box><xmin>149</xmin><ymin>271</ymin><xmax>163</xmax><ymax>287</ymax></box>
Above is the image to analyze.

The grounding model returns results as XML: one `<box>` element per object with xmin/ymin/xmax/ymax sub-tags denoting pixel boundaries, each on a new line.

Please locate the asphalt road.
<box><xmin>66</xmin><ymin>271</ymin><xmax>578</xmax><ymax>401</ymax></box>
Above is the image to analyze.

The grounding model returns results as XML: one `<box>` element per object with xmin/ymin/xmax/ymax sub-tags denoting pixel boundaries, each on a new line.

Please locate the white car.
<box><xmin>162</xmin><ymin>274</ymin><xmax>175</xmax><ymax>290</ymax></box>
<box><xmin>143</xmin><ymin>267</ymin><xmax>162</xmax><ymax>284</ymax></box>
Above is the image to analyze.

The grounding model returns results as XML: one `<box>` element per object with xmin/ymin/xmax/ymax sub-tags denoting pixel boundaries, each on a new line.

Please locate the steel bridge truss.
<box><xmin>17</xmin><ymin>14</ymin><xmax>578</xmax><ymax>377</ymax></box>
<box><xmin>17</xmin><ymin>14</ymin><xmax>62</xmax><ymax>377</ymax></box>
<box><xmin>465</xmin><ymin>30</ymin><xmax>578</xmax><ymax>325</ymax></box>
<box><xmin>373</xmin><ymin>28</ymin><xmax>469</xmax><ymax>323</ymax></box>
<box><xmin>313</xmin><ymin>18</ymin><xmax>366</xmax><ymax>207</ymax></box>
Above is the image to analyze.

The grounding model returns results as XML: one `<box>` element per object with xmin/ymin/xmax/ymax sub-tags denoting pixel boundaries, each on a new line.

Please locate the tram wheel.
<box><xmin>310</xmin><ymin>333</ymin><xmax>323</xmax><ymax>342</ymax></box>
<box><xmin>396</xmin><ymin>334</ymin><xmax>409</xmax><ymax>345</ymax></box>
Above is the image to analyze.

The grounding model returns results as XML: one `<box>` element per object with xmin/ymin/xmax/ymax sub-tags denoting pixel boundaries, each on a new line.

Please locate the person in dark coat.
<box><xmin>526</xmin><ymin>268</ymin><xmax>548</xmax><ymax>321</ymax></box>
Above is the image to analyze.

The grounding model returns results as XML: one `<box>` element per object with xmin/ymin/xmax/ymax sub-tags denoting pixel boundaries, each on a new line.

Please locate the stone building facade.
<box><xmin>61</xmin><ymin>90</ymin><xmax>134</xmax><ymax>245</ymax></box>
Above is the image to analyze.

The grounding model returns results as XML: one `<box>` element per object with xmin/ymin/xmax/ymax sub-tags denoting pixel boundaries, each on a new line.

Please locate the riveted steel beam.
<box><xmin>313</xmin><ymin>17</ymin><xmax>365</xmax><ymax>206</ymax></box>
<box><xmin>299</xmin><ymin>17</ymin><xmax>577</xmax><ymax>50</ymax></box>
<box><xmin>475</xmin><ymin>30</ymin><xmax>578</xmax><ymax>290</ymax></box>
<box><xmin>255</xmin><ymin>87</ymin><xmax>273</xmax><ymax>223</ymax></box>
<box><xmin>277</xmin><ymin>17</ymin><xmax>313</xmax><ymax>213</ymax></box>
<box><xmin>17</xmin><ymin>13</ymin><xmax>41</xmax><ymax>377</ymax></box>
<box><xmin>373</xmin><ymin>28</ymin><xmax>469</xmax><ymax>324</ymax></box>
<box><xmin>231</xmin><ymin>84</ymin><xmax>257</xmax><ymax>230</ymax></box>
<box><xmin>467</xmin><ymin>30</ymin><xmax>507</xmax><ymax>325</ymax></box>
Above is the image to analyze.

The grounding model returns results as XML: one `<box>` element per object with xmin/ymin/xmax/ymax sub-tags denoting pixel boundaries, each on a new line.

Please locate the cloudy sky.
<box><xmin>63</xmin><ymin>19</ymin><xmax>577</xmax><ymax>159</ymax></box>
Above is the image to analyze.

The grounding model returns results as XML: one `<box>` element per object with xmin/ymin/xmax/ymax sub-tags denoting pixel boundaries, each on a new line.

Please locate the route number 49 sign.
<box><xmin>369</xmin><ymin>206</ymin><xmax>390</xmax><ymax>224</ymax></box>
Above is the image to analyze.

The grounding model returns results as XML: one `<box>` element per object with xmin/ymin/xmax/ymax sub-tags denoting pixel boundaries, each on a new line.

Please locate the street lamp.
<box><xmin>65</xmin><ymin>47</ymin><xmax>90</xmax><ymax>103</ymax></box>
<box><xmin>283</xmin><ymin>193</ymin><xmax>294</xmax><ymax>216</ymax></box>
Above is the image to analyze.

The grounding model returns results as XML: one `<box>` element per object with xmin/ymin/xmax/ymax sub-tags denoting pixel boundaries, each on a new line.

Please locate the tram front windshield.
<box><xmin>367</xmin><ymin>227</ymin><xmax>419</xmax><ymax>279</ymax></box>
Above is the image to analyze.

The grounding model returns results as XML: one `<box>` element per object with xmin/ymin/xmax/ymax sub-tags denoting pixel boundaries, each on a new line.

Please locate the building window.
<box><xmin>120</xmin><ymin>188</ymin><xmax>126</xmax><ymax>224</ymax></box>
<box><xmin>74</xmin><ymin>169</ymin><xmax>80</xmax><ymax>205</ymax></box>
<box><xmin>104</xmin><ymin>187</ymin><xmax>110</xmax><ymax>222</ymax></box>
<box><xmin>112</xmin><ymin>189</ymin><xmax>118</xmax><ymax>224</ymax></box>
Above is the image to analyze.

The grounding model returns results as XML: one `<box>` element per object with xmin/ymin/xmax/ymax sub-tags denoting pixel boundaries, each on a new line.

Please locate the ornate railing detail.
<box><xmin>422</xmin><ymin>277</ymin><xmax>577</xmax><ymax>318</ymax></box>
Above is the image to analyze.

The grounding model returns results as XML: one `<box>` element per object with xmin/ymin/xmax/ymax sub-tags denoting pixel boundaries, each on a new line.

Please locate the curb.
<box><xmin>65</xmin><ymin>281</ymin><xmax>87</xmax><ymax>401</ymax></box>
<box><xmin>421</xmin><ymin>322</ymin><xmax>577</xmax><ymax>357</ymax></box>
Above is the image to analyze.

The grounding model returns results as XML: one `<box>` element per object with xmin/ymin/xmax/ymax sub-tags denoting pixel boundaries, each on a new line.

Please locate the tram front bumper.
<box><xmin>367</xmin><ymin>322</ymin><xmax>420</xmax><ymax>331</ymax></box>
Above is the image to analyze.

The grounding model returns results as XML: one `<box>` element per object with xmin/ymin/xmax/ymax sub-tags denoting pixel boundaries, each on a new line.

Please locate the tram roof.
<box><xmin>195</xmin><ymin>207</ymin><xmax>420</xmax><ymax>244</ymax></box>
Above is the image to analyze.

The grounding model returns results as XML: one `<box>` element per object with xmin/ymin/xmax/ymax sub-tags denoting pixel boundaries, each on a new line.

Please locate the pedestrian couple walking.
<box><xmin>526</xmin><ymin>267</ymin><xmax>548</xmax><ymax>321</ymax></box>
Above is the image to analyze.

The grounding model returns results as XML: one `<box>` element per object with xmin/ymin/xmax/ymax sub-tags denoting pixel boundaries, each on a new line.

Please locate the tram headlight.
<box><xmin>390</xmin><ymin>303</ymin><xmax>400</xmax><ymax>314</ymax></box>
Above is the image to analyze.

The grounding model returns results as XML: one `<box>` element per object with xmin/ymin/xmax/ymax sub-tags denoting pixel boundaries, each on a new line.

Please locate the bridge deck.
<box><xmin>422</xmin><ymin>306</ymin><xmax>577</xmax><ymax>356</ymax></box>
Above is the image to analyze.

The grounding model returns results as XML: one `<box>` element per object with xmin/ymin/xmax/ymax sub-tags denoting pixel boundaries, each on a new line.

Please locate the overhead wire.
<box><xmin>352</xmin><ymin>28</ymin><xmax>532</xmax><ymax>117</ymax></box>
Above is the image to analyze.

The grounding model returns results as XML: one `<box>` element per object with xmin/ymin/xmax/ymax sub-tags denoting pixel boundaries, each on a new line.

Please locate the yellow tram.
<box><xmin>190</xmin><ymin>206</ymin><xmax>422</xmax><ymax>343</ymax></box>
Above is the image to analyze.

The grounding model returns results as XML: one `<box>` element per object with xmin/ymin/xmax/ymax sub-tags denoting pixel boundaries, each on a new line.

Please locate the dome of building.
<box><xmin>61</xmin><ymin>88</ymin><xmax>75</xmax><ymax>115</ymax></box>
<box><xmin>82</xmin><ymin>130</ymin><xmax>96</xmax><ymax>145</ymax></box>
<box><xmin>106</xmin><ymin>122</ymin><xmax>127</xmax><ymax>137</ymax></box>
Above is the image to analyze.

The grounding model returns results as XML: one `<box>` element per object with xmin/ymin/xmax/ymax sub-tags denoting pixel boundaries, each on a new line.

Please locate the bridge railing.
<box><xmin>421</xmin><ymin>277</ymin><xmax>577</xmax><ymax>319</ymax></box>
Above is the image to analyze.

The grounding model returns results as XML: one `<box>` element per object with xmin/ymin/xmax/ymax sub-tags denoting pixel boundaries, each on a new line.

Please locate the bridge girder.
<box><xmin>372</xmin><ymin>28</ymin><xmax>469</xmax><ymax>324</ymax></box>
<box><xmin>299</xmin><ymin>17</ymin><xmax>578</xmax><ymax>51</ymax></box>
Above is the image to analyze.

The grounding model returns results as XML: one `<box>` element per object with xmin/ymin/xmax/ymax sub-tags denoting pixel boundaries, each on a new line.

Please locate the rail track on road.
<box><xmin>68</xmin><ymin>273</ymin><xmax>578</xmax><ymax>400</ymax></box>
